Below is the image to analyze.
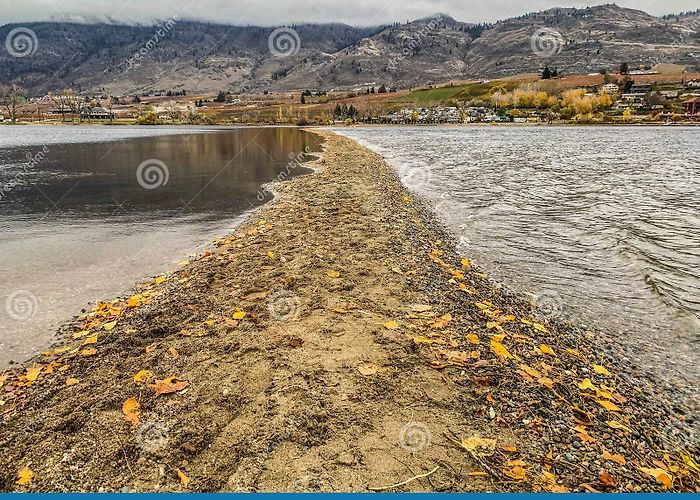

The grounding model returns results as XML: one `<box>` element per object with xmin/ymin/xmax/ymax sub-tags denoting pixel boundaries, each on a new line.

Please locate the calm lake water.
<box><xmin>334</xmin><ymin>125</ymin><xmax>699</xmax><ymax>413</ymax></box>
<box><xmin>0</xmin><ymin>126</ymin><xmax>321</xmax><ymax>368</ymax></box>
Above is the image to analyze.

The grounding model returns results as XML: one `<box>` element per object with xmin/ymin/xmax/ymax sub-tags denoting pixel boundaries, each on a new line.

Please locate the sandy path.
<box><xmin>0</xmin><ymin>131</ymin><xmax>697</xmax><ymax>492</ymax></box>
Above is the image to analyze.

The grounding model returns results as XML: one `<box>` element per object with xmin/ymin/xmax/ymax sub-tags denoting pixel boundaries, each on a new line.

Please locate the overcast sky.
<box><xmin>0</xmin><ymin>0</ymin><xmax>694</xmax><ymax>26</ymax></box>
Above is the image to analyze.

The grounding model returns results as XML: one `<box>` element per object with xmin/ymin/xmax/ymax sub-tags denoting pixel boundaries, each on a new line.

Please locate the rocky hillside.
<box><xmin>1</xmin><ymin>4</ymin><xmax>698</xmax><ymax>95</ymax></box>
<box><xmin>464</xmin><ymin>4</ymin><xmax>700</xmax><ymax>78</ymax></box>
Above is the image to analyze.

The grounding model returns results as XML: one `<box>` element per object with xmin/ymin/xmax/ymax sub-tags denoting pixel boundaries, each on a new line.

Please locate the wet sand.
<box><xmin>0</xmin><ymin>131</ymin><xmax>697</xmax><ymax>492</ymax></box>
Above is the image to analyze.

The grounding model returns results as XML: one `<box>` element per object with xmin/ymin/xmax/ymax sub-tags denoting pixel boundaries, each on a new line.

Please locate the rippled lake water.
<box><xmin>0</xmin><ymin>126</ymin><xmax>321</xmax><ymax>368</ymax></box>
<box><xmin>333</xmin><ymin>125</ymin><xmax>699</xmax><ymax>412</ymax></box>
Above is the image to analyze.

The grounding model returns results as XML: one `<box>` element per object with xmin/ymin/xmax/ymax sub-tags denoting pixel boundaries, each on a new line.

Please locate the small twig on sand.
<box><xmin>368</xmin><ymin>465</ymin><xmax>440</xmax><ymax>491</ymax></box>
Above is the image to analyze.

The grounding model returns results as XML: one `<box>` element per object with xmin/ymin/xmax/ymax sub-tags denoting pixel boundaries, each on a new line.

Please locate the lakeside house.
<box><xmin>601</xmin><ymin>83</ymin><xmax>619</xmax><ymax>94</ymax></box>
<box><xmin>683</xmin><ymin>97</ymin><xmax>700</xmax><ymax>115</ymax></box>
<box><xmin>81</xmin><ymin>107</ymin><xmax>115</xmax><ymax>120</ymax></box>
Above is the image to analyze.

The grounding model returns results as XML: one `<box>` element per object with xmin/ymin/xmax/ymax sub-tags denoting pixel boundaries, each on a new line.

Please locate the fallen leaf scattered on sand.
<box><xmin>383</xmin><ymin>320</ymin><xmax>399</xmax><ymax>330</ymax></box>
<box><xmin>540</xmin><ymin>344</ymin><xmax>555</xmax><ymax>356</ymax></box>
<box><xmin>169</xmin><ymin>347</ymin><xmax>179</xmax><ymax>358</ymax></box>
<box><xmin>602</xmin><ymin>449</ymin><xmax>627</xmax><ymax>465</ymax></box>
<box><xmin>490</xmin><ymin>339</ymin><xmax>514</xmax><ymax>359</ymax></box>
<box><xmin>25</xmin><ymin>366</ymin><xmax>42</xmax><ymax>383</ymax></box>
<box><xmin>357</xmin><ymin>365</ymin><xmax>378</xmax><ymax>376</ymax></box>
<box><xmin>149</xmin><ymin>377</ymin><xmax>189</xmax><ymax>396</ymax></box>
<box><xmin>122</xmin><ymin>397</ymin><xmax>141</xmax><ymax>426</ymax></box>
<box><xmin>459</xmin><ymin>436</ymin><xmax>497</xmax><ymax>456</ymax></box>
<box><xmin>597</xmin><ymin>399</ymin><xmax>621</xmax><ymax>412</ymax></box>
<box><xmin>177</xmin><ymin>469</ymin><xmax>190</xmax><ymax>487</ymax></box>
<box><xmin>16</xmin><ymin>467</ymin><xmax>33</xmax><ymax>485</ymax></box>
<box><xmin>599</xmin><ymin>470</ymin><xmax>615</xmax><ymax>487</ymax></box>
<box><xmin>82</xmin><ymin>334</ymin><xmax>98</xmax><ymax>345</ymax></box>
<box><xmin>65</xmin><ymin>378</ymin><xmax>79</xmax><ymax>386</ymax></box>
<box><xmin>80</xmin><ymin>348</ymin><xmax>97</xmax><ymax>357</ymax></box>
<box><xmin>134</xmin><ymin>370</ymin><xmax>154</xmax><ymax>384</ymax></box>
<box><xmin>327</xmin><ymin>270</ymin><xmax>340</xmax><ymax>278</ymax></box>
<box><xmin>639</xmin><ymin>467</ymin><xmax>674</xmax><ymax>488</ymax></box>
<box><xmin>593</xmin><ymin>364</ymin><xmax>611</xmax><ymax>376</ymax></box>
<box><xmin>103</xmin><ymin>321</ymin><xmax>116</xmax><ymax>331</ymax></box>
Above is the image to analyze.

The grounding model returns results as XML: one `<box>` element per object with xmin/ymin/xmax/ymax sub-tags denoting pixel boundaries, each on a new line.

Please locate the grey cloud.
<box><xmin>0</xmin><ymin>0</ymin><xmax>696</xmax><ymax>26</ymax></box>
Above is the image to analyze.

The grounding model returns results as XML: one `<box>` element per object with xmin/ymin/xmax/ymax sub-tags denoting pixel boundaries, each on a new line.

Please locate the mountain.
<box><xmin>1</xmin><ymin>4</ymin><xmax>698</xmax><ymax>95</ymax></box>
<box><xmin>463</xmin><ymin>4</ymin><xmax>700</xmax><ymax>77</ymax></box>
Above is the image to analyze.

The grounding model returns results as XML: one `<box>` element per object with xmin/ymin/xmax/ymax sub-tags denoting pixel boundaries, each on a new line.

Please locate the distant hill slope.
<box><xmin>1</xmin><ymin>4</ymin><xmax>698</xmax><ymax>95</ymax></box>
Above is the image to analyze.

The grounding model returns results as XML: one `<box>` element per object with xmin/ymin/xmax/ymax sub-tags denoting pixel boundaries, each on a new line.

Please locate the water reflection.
<box><xmin>0</xmin><ymin>126</ymin><xmax>322</xmax><ymax>368</ymax></box>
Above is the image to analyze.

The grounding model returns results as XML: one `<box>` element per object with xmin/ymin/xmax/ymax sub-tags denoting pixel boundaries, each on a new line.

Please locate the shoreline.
<box><xmin>6</xmin><ymin>121</ymin><xmax>700</xmax><ymax>127</ymax></box>
<box><xmin>1</xmin><ymin>131</ymin><xmax>698</xmax><ymax>492</ymax></box>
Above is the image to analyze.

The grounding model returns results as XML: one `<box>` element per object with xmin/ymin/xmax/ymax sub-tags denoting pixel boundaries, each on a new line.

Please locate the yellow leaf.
<box><xmin>134</xmin><ymin>370</ymin><xmax>154</xmax><ymax>384</ymax></box>
<box><xmin>232</xmin><ymin>311</ymin><xmax>246</xmax><ymax>320</ymax></box>
<box><xmin>459</xmin><ymin>436</ymin><xmax>497</xmax><ymax>456</ymax></box>
<box><xmin>149</xmin><ymin>376</ymin><xmax>189</xmax><ymax>396</ymax></box>
<box><xmin>169</xmin><ymin>347</ymin><xmax>179</xmax><ymax>358</ymax></box>
<box><xmin>155</xmin><ymin>275</ymin><xmax>167</xmax><ymax>284</ymax></box>
<box><xmin>490</xmin><ymin>339</ymin><xmax>513</xmax><ymax>359</ymax></box>
<box><xmin>412</xmin><ymin>335</ymin><xmax>433</xmax><ymax>344</ymax></box>
<box><xmin>327</xmin><ymin>270</ymin><xmax>340</xmax><ymax>278</ymax></box>
<box><xmin>578</xmin><ymin>378</ymin><xmax>598</xmax><ymax>392</ymax></box>
<box><xmin>460</xmin><ymin>258</ymin><xmax>471</xmax><ymax>268</ymax></box>
<box><xmin>82</xmin><ymin>334</ymin><xmax>98</xmax><ymax>345</ymax></box>
<box><xmin>538</xmin><ymin>377</ymin><xmax>555</xmax><ymax>389</ymax></box>
<box><xmin>177</xmin><ymin>469</ymin><xmax>190</xmax><ymax>487</ymax></box>
<box><xmin>25</xmin><ymin>366</ymin><xmax>42</xmax><ymax>383</ymax></box>
<box><xmin>602</xmin><ymin>449</ymin><xmax>627</xmax><ymax>465</ymax></box>
<box><xmin>16</xmin><ymin>467</ymin><xmax>33</xmax><ymax>486</ymax></box>
<box><xmin>593</xmin><ymin>364</ymin><xmax>611</xmax><ymax>376</ymax></box>
<box><xmin>127</xmin><ymin>295</ymin><xmax>142</xmax><ymax>307</ymax></box>
<box><xmin>533</xmin><ymin>323</ymin><xmax>548</xmax><ymax>333</ymax></box>
<box><xmin>452</xmin><ymin>270</ymin><xmax>465</xmax><ymax>280</ymax></box>
<box><xmin>122</xmin><ymin>397</ymin><xmax>140</xmax><ymax>415</ymax></box>
<box><xmin>383</xmin><ymin>320</ymin><xmax>399</xmax><ymax>330</ymax></box>
<box><xmin>597</xmin><ymin>399</ymin><xmax>621</xmax><ymax>412</ymax></box>
<box><xmin>607</xmin><ymin>420</ymin><xmax>631</xmax><ymax>433</ymax></box>
<box><xmin>103</xmin><ymin>321</ymin><xmax>117</xmax><ymax>331</ymax></box>
<box><xmin>145</xmin><ymin>342</ymin><xmax>158</xmax><ymax>353</ymax></box>
<box><xmin>72</xmin><ymin>330</ymin><xmax>91</xmax><ymax>339</ymax></box>
<box><xmin>80</xmin><ymin>348</ymin><xmax>97</xmax><ymax>357</ymax></box>
<box><xmin>431</xmin><ymin>313</ymin><xmax>452</xmax><ymax>329</ymax></box>
<box><xmin>540</xmin><ymin>344</ymin><xmax>555</xmax><ymax>356</ymax></box>
<box><xmin>65</xmin><ymin>378</ymin><xmax>79</xmax><ymax>386</ymax></box>
<box><xmin>639</xmin><ymin>467</ymin><xmax>673</xmax><ymax>488</ymax></box>
<box><xmin>267</xmin><ymin>251</ymin><xmax>274</xmax><ymax>259</ymax></box>
<box><xmin>466</xmin><ymin>333</ymin><xmax>479</xmax><ymax>344</ymax></box>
